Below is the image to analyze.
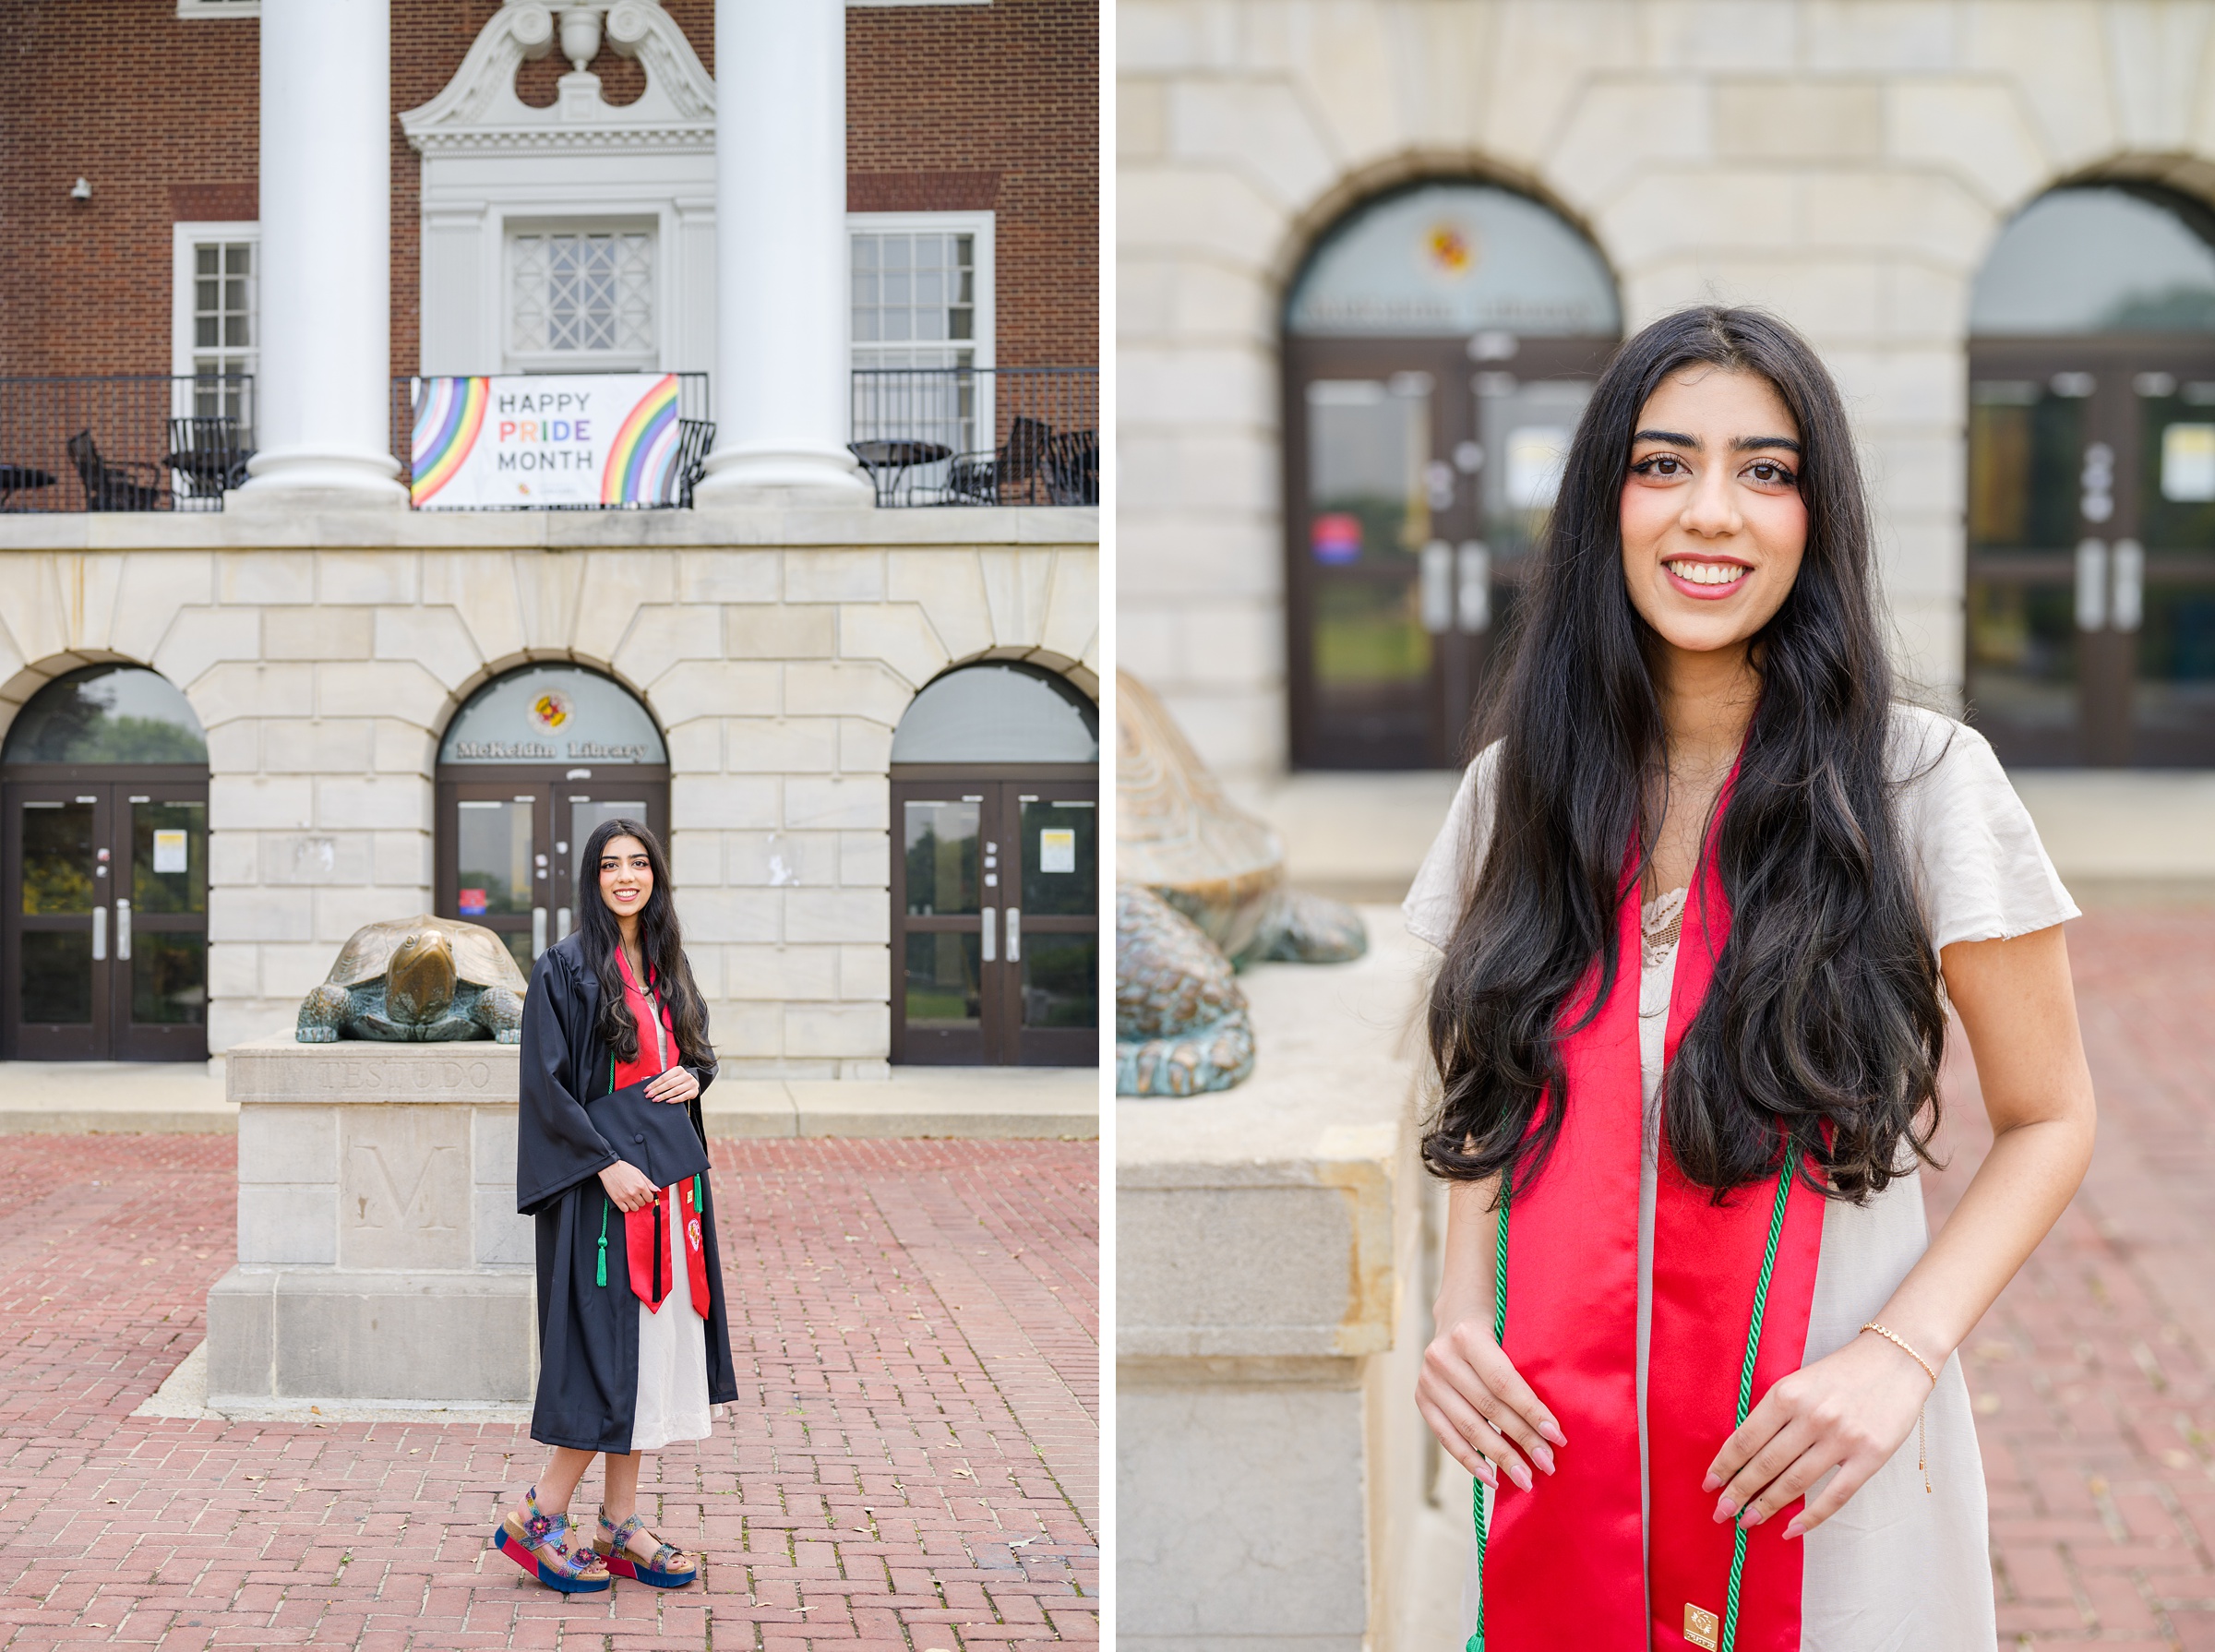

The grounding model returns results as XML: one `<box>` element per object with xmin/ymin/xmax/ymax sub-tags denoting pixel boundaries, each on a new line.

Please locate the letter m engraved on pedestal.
<box><xmin>352</xmin><ymin>1143</ymin><xmax>461</xmax><ymax>1231</ymax></box>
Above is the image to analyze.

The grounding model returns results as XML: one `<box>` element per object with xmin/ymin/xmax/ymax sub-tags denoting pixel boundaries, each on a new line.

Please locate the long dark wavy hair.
<box><xmin>1423</xmin><ymin>306</ymin><xmax>1945</xmax><ymax>1204</ymax></box>
<box><xmin>576</xmin><ymin>817</ymin><xmax>714</xmax><ymax>1074</ymax></box>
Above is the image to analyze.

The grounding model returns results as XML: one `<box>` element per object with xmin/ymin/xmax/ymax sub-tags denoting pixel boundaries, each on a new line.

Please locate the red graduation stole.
<box><xmin>611</xmin><ymin>953</ymin><xmax>712</xmax><ymax>1321</ymax></box>
<box><xmin>1479</xmin><ymin>797</ymin><xmax>1826</xmax><ymax>1652</ymax></box>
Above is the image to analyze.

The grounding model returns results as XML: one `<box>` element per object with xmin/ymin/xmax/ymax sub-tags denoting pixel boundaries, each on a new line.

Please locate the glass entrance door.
<box><xmin>3</xmin><ymin>780</ymin><xmax>209</xmax><ymax>1060</ymax></box>
<box><xmin>891</xmin><ymin>777</ymin><xmax>1098</xmax><ymax>1065</ymax></box>
<box><xmin>1968</xmin><ymin>341</ymin><xmax>2215</xmax><ymax>764</ymax></box>
<box><xmin>1285</xmin><ymin>336</ymin><xmax>1612</xmax><ymax>767</ymax></box>
<box><xmin>437</xmin><ymin>775</ymin><xmax>666</xmax><ymax>973</ymax></box>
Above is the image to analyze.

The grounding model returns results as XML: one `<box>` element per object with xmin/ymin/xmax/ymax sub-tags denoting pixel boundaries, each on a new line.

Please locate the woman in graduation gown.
<box><xmin>1407</xmin><ymin>307</ymin><xmax>2097</xmax><ymax>1649</ymax></box>
<box><xmin>496</xmin><ymin>817</ymin><xmax>738</xmax><ymax>1593</ymax></box>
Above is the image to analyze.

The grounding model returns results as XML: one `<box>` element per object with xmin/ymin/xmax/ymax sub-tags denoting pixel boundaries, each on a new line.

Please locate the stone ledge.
<box><xmin>0</xmin><ymin>1051</ymin><xmax>1099</xmax><ymax>1138</ymax></box>
<box><xmin>207</xmin><ymin>1265</ymin><xmax>536</xmax><ymax>1405</ymax></box>
<box><xmin>1116</xmin><ymin>907</ymin><xmax>1426</xmax><ymax>1359</ymax></box>
<box><xmin>0</xmin><ymin>504</ymin><xmax>1096</xmax><ymax>553</ymax></box>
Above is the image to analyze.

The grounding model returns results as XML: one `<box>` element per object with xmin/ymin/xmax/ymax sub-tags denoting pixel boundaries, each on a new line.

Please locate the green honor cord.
<box><xmin>1467</xmin><ymin>1179</ymin><xmax>1511</xmax><ymax>1652</ymax></box>
<box><xmin>1467</xmin><ymin>1159</ymin><xmax>1792</xmax><ymax>1652</ymax></box>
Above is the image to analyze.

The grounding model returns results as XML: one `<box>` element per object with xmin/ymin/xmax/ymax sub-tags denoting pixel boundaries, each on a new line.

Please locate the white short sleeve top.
<box><xmin>1402</xmin><ymin>704</ymin><xmax>2079</xmax><ymax>956</ymax></box>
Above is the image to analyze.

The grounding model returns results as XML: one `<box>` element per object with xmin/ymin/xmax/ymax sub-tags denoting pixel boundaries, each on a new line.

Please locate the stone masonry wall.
<box><xmin>1119</xmin><ymin>0</ymin><xmax>2215</xmax><ymax>780</ymax></box>
<box><xmin>0</xmin><ymin>537</ymin><xmax>1098</xmax><ymax>1076</ymax></box>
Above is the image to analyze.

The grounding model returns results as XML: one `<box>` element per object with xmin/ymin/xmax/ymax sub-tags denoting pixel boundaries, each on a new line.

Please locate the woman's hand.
<box><xmin>1417</xmin><ymin>1311</ymin><xmax>1566</xmax><ymax>1492</ymax></box>
<box><xmin>1705</xmin><ymin>1330</ymin><xmax>1936</xmax><ymax>1538</ymax></box>
<box><xmin>644</xmin><ymin>1065</ymin><xmax>700</xmax><ymax>1106</ymax></box>
<box><xmin>598</xmin><ymin>1158</ymin><xmax>658</xmax><ymax>1213</ymax></box>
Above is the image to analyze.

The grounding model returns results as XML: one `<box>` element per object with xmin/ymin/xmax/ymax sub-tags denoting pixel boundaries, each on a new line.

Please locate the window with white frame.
<box><xmin>170</xmin><ymin>222</ymin><xmax>258</xmax><ymax>430</ymax></box>
<box><xmin>177</xmin><ymin>0</ymin><xmax>258</xmax><ymax>16</ymax></box>
<box><xmin>506</xmin><ymin>226</ymin><xmax>657</xmax><ymax>371</ymax></box>
<box><xmin>850</xmin><ymin>212</ymin><xmax>995</xmax><ymax>457</ymax></box>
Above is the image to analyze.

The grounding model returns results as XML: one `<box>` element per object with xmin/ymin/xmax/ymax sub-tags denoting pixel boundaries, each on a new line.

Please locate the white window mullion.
<box><xmin>847</xmin><ymin>210</ymin><xmax>995</xmax><ymax>459</ymax></box>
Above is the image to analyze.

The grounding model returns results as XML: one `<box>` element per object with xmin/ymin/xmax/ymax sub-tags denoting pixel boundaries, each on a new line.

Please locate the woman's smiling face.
<box><xmin>1620</xmin><ymin>365</ymin><xmax>1808</xmax><ymax>657</ymax></box>
<box><xmin>598</xmin><ymin>834</ymin><xmax>653</xmax><ymax>921</ymax></box>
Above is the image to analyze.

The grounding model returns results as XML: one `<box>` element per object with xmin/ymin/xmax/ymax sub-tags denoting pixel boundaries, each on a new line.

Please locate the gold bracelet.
<box><xmin>1860</xmin><ymin>1321</ymin><xmax>1938</xmax><ymax>1494</ymax></box>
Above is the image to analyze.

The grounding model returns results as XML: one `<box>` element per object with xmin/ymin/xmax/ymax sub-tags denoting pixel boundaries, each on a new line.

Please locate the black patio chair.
<box><xmin>1046</xmin><ymin>429</ymin><xmax>1098</xmax><ymax>506</ymax></box>
<box><xmin>945</xmin><ymin>416</ymin><xmax>1057</xmax><ymax>505</ymax></box>
<box><xmin>66</xmin><ymin>430</ymin><xmax>162</xmax><ymax>511</ymax></box>
<box><xmin>668</xmin><ymin>417</ymin><xmax>714</xmax><ymax>508</ymax></box>
<box><xmin>163</xmin><ymin>415</ymin><xmax>254</xmax><ymax>506</ymax></box>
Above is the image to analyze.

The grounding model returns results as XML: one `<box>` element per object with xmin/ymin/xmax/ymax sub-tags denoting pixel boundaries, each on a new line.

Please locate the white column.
<box><xmin>234</xmin><ymin>0</ymin><xmax>407</xmax><ymax>508</ymax></box>
<box><xmin>691</xmin><ymin>0</ymin><xmax>873</xmax><ymax>505</ymax></box>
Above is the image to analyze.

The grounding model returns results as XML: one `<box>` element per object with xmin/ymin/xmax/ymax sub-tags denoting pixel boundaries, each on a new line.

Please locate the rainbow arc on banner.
<box><xmin>602</xmin><ymin>375</ymin><xmax>683</xmax><ymax>506</ymax></box>
<box><xmin>411</xmin><ymin>377</ymin><xmax>489</xmax><ymax>506</ymax></box>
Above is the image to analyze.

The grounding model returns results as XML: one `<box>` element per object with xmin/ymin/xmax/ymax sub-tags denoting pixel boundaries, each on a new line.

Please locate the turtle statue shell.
<box><xmin>323</xmin><ymin>914</ymin><xmax>528</xmax><ymax>992</ymax></box>
<box><xmin>1116</xmin><ymin>669</ymin><xmax>1287</xmax><ymax>962</ymax></box>
<box><xmin>1116</xmin><ymin>670</ymin><xmax>1367</xmax><ymax>1097</ymax></box>
<box><xmin>296</xmin><ymin>914</ymin><xmax>530</xmax><ymax>1043</ymax></box>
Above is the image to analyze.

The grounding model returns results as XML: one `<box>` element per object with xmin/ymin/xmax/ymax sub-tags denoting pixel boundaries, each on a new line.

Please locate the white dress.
<box><xmin>1404</xmin><ymin>705</ymin><xmax>2078</xmax><ymax>1651</ymax></box>
<box><xmin>626</xmin><ymin>1001</ymin><xmax>713</xmax><ymax>1454</ymax></box>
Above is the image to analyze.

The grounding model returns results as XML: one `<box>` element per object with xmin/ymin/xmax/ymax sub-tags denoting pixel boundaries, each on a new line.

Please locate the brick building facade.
<box><xmin>0</xmin><ymin>0</ymin><xmax>1097</xmax><ymax>377</ymax></box>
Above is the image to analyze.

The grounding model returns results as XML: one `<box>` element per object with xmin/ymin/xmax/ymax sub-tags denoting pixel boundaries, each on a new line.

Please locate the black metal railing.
<box><xmin>850</xmin><ymin>366</ymin><xmax>1098</xmax><ymax>507</ymax></box>
<box><xmin>0</xmin><ymin>375</ymin><xmax>257</xmax><ymax>511</ymax></box>
<box><xmin>0</xmin><ymin>367</ymin><xmax>1097</xmax><ymax>513</ymax></box>
<box><xmin>389</xmin><ymin>372</ymin><xmax>712</xmax><ymax>508</ymax></box>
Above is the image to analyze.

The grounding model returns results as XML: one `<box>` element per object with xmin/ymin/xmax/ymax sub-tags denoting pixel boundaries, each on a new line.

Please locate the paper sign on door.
<box><xmin>152</xmin><ymin>829</ymin><xmax>189</xmax><ymax>874</ymax></box>
<box><xmin>1039</xmin><ymin>829</ymin><xmax>1076</xmax><ymax>873</ymax></box>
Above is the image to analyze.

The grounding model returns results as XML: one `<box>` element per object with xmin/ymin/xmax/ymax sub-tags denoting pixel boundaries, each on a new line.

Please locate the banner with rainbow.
<box><xmin>410</xmin><ymin>373</ymin><xmax>688</xmax><ymax>509</ymax></box>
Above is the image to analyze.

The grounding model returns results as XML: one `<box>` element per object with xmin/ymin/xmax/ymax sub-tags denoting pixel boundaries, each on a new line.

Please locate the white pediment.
<box><xmin>400</xmin><ymin>1</ymin><xmax>714</xmax><ymax>155</ymax></box>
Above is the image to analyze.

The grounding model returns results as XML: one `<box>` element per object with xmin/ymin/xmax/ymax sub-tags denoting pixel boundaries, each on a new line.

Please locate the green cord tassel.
<box><xmin>1718</xmin><ymin>1159</ymin><xmax>1796</xmax><ymax>1652</ymax></box>
<box><xmin>596</xmin><ymin>1194</ymin><xmax>609</xmax><ymax>1287</ymax></box>
<box><xmin>1468</xmin><ymin>1179</ymin><xmax>1511</xmax><ymax>1652</ymax></box>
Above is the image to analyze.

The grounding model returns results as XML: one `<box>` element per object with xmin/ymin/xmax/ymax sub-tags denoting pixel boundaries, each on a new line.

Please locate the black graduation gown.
<box><xmin>515</xmin><ymin>932</ymin><xmax>739</xmax><ymax>1453</ymax></box>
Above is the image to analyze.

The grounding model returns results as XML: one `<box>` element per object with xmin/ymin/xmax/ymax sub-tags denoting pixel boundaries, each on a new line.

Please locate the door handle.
<box><xmin>1006</xmin><ymin>907</ymin><xmax>1021</xmax><ymax>964</ymax></box>
<box><xmin>982</xmin><ymin>906</ymin><xmax>998</xmax><ymax>963</ymax></box>
<box><xmin>1419</xmin><ymin>541</ymin><xmax>1453</xmax><ymax>633</ymax></box>
<box><xmin>2113</xmin><ymin>538</ymin><xmax>2144</xmax><ymax>632</ymax></box>
<box><xmin>92</xmin><ymin>904</ymin><xmax>107</xmax><ymax>962</ymax></box>
<box><xmin>2075</xmin><ymin>538</ymin><xmax>2108</xmax><ymax>630</ymax></box>
<box><xmin>556</xmin><ymin>906</ymin><xmax>572</xmax><ymax>941</ymax></box>
<box><xmin>533</xmin><ymin>906</ymin><xmax>548</xmax><ymax>957</ymax></box>
<box><xmin>1456</xmin><ymin>541</ymin><xmax>1491</xmax><ymax>633</ymax></box>
<box><xmin>116</xmin><ymin>898</ymin><xmax>131</xmax><ymax>962</ymax></box>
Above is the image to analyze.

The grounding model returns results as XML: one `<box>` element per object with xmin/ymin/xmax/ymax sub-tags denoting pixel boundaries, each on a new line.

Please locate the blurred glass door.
<box><xmin>1968</xmin><ymin>342</ymin><xmax>2215</xmax><ymax>764</ymax></box>
<box><xmin>1285</xmin><ymin>337</ymin><xmax>1611</xmax><ymax>767</ymax></box>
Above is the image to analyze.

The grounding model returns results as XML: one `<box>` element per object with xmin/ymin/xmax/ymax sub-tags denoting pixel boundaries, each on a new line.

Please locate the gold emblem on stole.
<box><xmin>1683</xmin><ymin>1602</ymin><xmax>1721</xmax><ymax>1650</ymax></box>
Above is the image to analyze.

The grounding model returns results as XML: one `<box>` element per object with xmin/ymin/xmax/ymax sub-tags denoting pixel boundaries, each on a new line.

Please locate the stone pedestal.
<box><xmin>206</xmin><ymin>1035</ymin><xmax>535</xmax><ymax>1407</ymax></box>
<box><xmin>1117</xmin><ymin>911</ymin><xmax>1468</xmax><ymax>1652</ymax></box>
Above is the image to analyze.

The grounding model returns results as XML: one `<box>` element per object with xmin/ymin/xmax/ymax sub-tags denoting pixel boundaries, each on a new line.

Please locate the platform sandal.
<box><xmin>594</xmin><ymin>1512</ymin><xmax>700</xmax><ymax>1587</ymax></box>
<box><xmin>492</xmin><ymin>1486</ymin><xmax>612</xmax><ymax>1593</ymax></box>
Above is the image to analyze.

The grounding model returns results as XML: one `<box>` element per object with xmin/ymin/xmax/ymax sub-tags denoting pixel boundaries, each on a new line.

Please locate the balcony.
<box><xmin>0</xmin><ymin>368</ymin><xmax>1098</xmax><ymax>513</ymax></box>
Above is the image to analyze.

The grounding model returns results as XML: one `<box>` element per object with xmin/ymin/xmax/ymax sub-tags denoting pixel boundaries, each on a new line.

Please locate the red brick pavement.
<box><xmin>1930</xmin><ymin>910</ymin><xmax>2215</xmax><ymax>1648</ymax></box>
<box><xmin>0</xmin><ymin>1137</ymin><xmax>1097</xmax><ymax>1652</ymax></box>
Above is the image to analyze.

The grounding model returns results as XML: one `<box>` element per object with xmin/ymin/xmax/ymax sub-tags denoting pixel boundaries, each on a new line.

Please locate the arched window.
<box><xmin>889</xmin><ymin>663</ymin><xmax>1097</xmax><ymax>1067</ymax></box>
<box><xmin>434</xmin><ymin>664</ymin><xmax>670</xmax><ymax>974</ymax></box>
<box><xmin>2</xmin><ymin>664</ymin><xmax>210</xmax><ymax>1060</ymax></box>
<box><xmin>1283</xmin><ymin>180</ymin><xmax>1622</xmax><ymax>768</ymax></box>
<box><xmin>1967</xmin><ymin>184</ymin><xmax>2215</xmax><ymax>766</ymax></box>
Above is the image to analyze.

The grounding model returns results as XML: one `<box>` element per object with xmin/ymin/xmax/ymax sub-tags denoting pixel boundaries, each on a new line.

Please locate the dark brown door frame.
<box><xmin>890</xmin><ymin>762</ymin><xmax>1097</xmax><ymax>1067</ymax></box>
<box><xmin>1968</xmin><ymin>337</ymin><xmax>2215</xmax><ymax>766</ymax></box>
<box><xmin>3</xmin><ymin>763</ymin><xmax>210</xmax><ymax>1062</ymax></box>
<box><xmin>1281</xmin><ymin>333</ymin><xmax>1617</xmax><ymax>769</ymax></box>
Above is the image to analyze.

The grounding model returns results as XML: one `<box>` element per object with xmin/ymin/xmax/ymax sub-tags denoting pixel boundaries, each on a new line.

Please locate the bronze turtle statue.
<box><xmin>296</xmin><ymin>914</ymin><xmax>528</xmax><ymax>1043</ymax></box>
<box><xmin>1116</xmin><ymin>671</ymin><xmax>1366</xmax><ymax>1096</ymax></box>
